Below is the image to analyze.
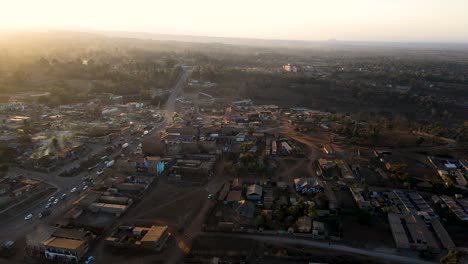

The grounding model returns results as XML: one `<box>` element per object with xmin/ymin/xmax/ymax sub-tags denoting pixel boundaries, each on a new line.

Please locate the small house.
<box><xmin>246</xmin><ymin>184</ymin><xmax>263</xmax><ymax>201</ymax></box>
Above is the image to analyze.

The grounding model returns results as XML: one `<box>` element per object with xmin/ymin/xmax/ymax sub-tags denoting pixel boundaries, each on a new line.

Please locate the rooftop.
<box><xmin>44</xmin><ymin>237</ymin><xmax>85</xmax><ymax>250</ymax></box>
<box><xmin>140</xmin><ymin>225</ymin><xmax>168</xmax><ymax>243</ymax></box>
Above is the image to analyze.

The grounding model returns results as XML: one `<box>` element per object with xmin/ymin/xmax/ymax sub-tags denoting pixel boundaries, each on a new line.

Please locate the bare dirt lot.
<box><xmin>90</xmin><ymin>179</ymin><xmax>210</xmax><ymax>263</ymax></box>
<box><xmin>91</xmin><ymin>157</ymin><xmax>231</xmax><ymax>264</ymax></box>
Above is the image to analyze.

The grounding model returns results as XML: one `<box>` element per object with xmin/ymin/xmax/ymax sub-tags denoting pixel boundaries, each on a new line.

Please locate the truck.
<box><xmin>106</xmin><ymin>160</ymin><xmax>115</xmax><ymax>168</ymax></box>
<box><xmin>122</xmin><ymin>143</ymin><xmax>129</xmax><ymax>148</ymax></box>
<box><xmin>271</xmin><ymin>140</ymin><xmax>277</xmax><ymax>155</ymax></box>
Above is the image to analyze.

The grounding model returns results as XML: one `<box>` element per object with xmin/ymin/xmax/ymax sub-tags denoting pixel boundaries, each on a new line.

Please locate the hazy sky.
<box><xmin>1</xmin><ymin>0</ymin><xmax>467</xmax><ymax>42</ymax></box>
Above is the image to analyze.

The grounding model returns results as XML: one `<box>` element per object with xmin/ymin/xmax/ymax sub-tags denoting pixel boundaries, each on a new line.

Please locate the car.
<box><xmin>53</xmin><ymin>199</ymin><xmax>59</xmax><ymax>205</ymax></box>
<box><xmin>48</xmin><ymin>197</ymin><xmax>55</xmax><ymax>203</ymax></box>
<box><xmin>82</xmin><ymin>181</ymin><xmax>87</xmax><ymax>186</ymax></box>
<box><xmin>208</xmin><ymin>194</ymin><xmax>213</xmax><ymax>200</ymax></box>
<box><xmin>38</xmin><ymin>212</ymin><xmax>43</xmax><ymax>219</ymax></box>
<box><xmin>70</xmin><ymin>187</ymin><xmax>77</xmax><ymax>193</ymax></box>
<box><xmin>45</xmin><ymin>202</ymin><xmax>52</xmax><ymax>209</ymax></box>
<box><xmin>24</xmin><ymin>214</ymin><xmax>33</xmax><ymax>220</ymax></box>
<box><xmin>60</xmin><ymin>193</ymin><xmax>67</xmax><ymax>200</ymax></box>
<box><xmin>97</xmin><ymin>170</ymin><xmax>104</xmax><ymax>175</ymax></box>
<box><xmin>84</xmin><ymin>256</ymin><xmax>94</xmax><ymax>264</ymax></box>
<box><xmin>82</xmin><ymin>186</ymin><xmax>89</xmax><ymax>191</ymax></box>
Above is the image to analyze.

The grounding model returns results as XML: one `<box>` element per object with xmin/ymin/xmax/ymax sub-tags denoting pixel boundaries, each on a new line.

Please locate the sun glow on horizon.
<box><xmin>1</xmin><ymin>0</ymin><xmax>467</xmax><ymax>42</ymax></box>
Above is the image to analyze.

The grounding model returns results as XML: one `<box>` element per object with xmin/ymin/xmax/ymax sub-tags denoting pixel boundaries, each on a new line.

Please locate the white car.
<box><xmin>48</xmin><ymin>197</ymin><xmax>55</xmax><ymax>203</ymax></box>
<box><xmin>70</xmin><ymin>187</ymin><xmax>77</xmax><ymax>193</ymax></box>
<box><xmin>82</xmin><ymin>186</ymin><xmax>89</xmax><ymax>191</ymax></box>
<box><xmin>45</xmin><ymin>202</ymin><xmax>52</xmax><ymax>209</ymax></box>
<box><xmin>24</xmin><ymin>214</ymin><xmax>33</xmax><ymax>221</ymax></box>
<box><xmin>53</xmin><ymin>199</ymin><xmax>59</xmax><ymax>205</ymax></box>
<box><xmin>97</xmin><ymin>170</ymin><xmax>104</xmax><ymax>175</ymax></box>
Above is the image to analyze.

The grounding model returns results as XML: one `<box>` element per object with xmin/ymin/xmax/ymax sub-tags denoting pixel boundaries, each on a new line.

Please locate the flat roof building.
<box><xmin>139</xmin><ymin>225</ymin><xmax>170</xmax><ymax>251</ymax></box>
<box><xmin>388</xmin><ymin>213</ymin><xmax>438</xmax><ymax>250</ymax></box>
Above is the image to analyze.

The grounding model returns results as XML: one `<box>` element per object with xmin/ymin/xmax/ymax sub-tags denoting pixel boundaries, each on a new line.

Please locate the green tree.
<box><xmin>285</xmin><ymin>216</ymin><xmax>295</xmax><ymax>228</ymax></box>
<box><xmin>255</xmin><ymin>214</ymin><xmax>266</xmax><ymax>227</ymax></box>
<box><xmin>306</xmin><ymin>206</ymin><xmax>317</xmax><ymax>220</ymax></box>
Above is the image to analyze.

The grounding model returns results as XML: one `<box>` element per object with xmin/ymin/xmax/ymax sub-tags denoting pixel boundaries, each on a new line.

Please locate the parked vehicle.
<box><xmin>53</xmin><ymin>199</ymin><xmax>59</xmax><ymax>205</ymax></box>
<box><xmin>60</xmin><ymin>193</ymin><xmax>67</xmax><ymax>200</ymax></box>
<box><xmin>45</xmin><ymin>202</ymin><xmax>52</xmax><ymax>209</ymax></box>
<box><xmin>70</xmin><ymin>187</ymin><xmax>77</xmax><ymax>193</ymax></box>
<box><xmin>85</xmin><ymin>256</ymin><xmax>95</xmax><ymax>264</ymax></box>
<box><xmin>106</xmin><ymin>160</ymin><xmax>115</xmax><ymax>168</ymax></box>
<box><xmin>24</xmin><ymin>214</ymin><xmax>33</xmax><ymax>220</ymax></box>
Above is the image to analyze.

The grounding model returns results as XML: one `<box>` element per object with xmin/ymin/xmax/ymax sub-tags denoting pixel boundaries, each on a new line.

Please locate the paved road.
<box><xmin>0</xmin><ymin>66</ymin><xmax>192</xmax><ymax>249</ymax></box>
<box><xmin>165</xmin><ymin>68</ymin><xmax>192</xmax><ymax>115</ymax></box>
<box><xmin>208</xmin><ymin>233</ymin><xmax>435</xmax><ymax>264</ymax></box>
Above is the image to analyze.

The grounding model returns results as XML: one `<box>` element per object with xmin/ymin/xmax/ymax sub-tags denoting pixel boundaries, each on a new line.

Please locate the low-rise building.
<box><xmin>294</xmin><ymin>178</ymin><xmax>323</xmax><ymax>194</ymax></box>
<box><xmin>295</xmin><ymin>216</ymin><xmax>312</xmax><ymax>232</ymax></box>
<box><xmin>439</xmin><ymin>195</ymin><xmax>468</xmax><ymax>221</ymax></box>
<box><xmin>388</xmin><ymin>213</ymin><xmax>454</xmax><ymax>251</ymax></box>
<box><xmin>312</xmin><ymin>221</ymin><xmax>325</xmax><ymax>239</ymax></box>
<box><xmin>225</xmin><ymin>190</ymin><xmax>242</xmax><ymax>203</ymax></box>
<box><xmin>318</xmin><ymin>158</ymin><xmax>335</xmax><ymax>170</ymax></box>
<box><xmin>89</xmin><ymin>203</ymin><xmax>128</xmax><ymax>217</ymax></box>
<box><xmin>105</xmin><ymin>225</ymin><xmax>169</xmax><ymax>251</ymax></box>
<box><xmin>234</xmin><ymin>200</ymin><xmax>255</xmax><ymax>218</ymax></box>
<box><xmin>388</xmin><ymin>213</ymin><xmax>438</xmax><ymax>250</ymax></box>
<box><xmin>246</xmin><ymin>184</ymin><xmax>263</xmax><ymax>201</ymax></box>
<box><xmin>350</xmin><ymin>187</ymin><xmax>371</xmax><ymax>209</ymax></box>
<box><xmin>322</xmin><ymin>144</ymin><xmax>335</xmax><ymax>155</ymax></box>
<box><xmin>26</xmin><ymin>226</ymin><xmax>92</xmax><ymax>263</ymax></box>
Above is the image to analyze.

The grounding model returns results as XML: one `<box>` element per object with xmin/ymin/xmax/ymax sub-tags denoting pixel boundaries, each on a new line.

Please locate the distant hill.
<box><xmin>96</xmin><ymin>29</ymin><xmax>468</xmax><ymax>50</ymax></box>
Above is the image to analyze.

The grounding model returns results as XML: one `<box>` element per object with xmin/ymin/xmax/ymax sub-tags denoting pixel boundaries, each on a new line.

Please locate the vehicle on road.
<box><xmin>70</xmin><ymin>187</ymin><xmax>77</xmax><ymax>193</ymax></box>
<box><xmin>48</xmin><ymin>197</ymin><xmax>55</xmax><ymax>203</ymax></box>
<box><xmin>45</xmin><ymin>202</ymin><xmax>52</xmax><ymax>209</ymax></box>
<box><xmin>97</xmin><ymin>170</ymin><xmax>104</xmax><ymax>175</ymax></box>
<box><xmin>60</xmin><ymin>193</ymin><xmax>67</xmax><ymax>200</ymax></box>
<box><xmin>208</xmin><ymin>194</ymin><xmax>213</xmax><ymax>200</ymax></box>
<box><xmin>84</xmin><ymin>256</ymin><xmax>94</xmax><ymax>264</ymax></box>
<box><xmin>53</xmin><ymin>199</ymin><xmax>59</xmax><ymax>205</ymax></box>
<box><xmin>82</xmin><ymin>185</ymin><xmax>89</xmax><ymax>191</ymax></box>
<box><xmin>122</xmin><ymin>143</ymin><xmax>129</xmax><ymax>148</ymax></box>
<box><xmin>24</xmin><ymin>214</ymin><xmax>33</xmax><ymax>220</ymax></box>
